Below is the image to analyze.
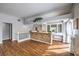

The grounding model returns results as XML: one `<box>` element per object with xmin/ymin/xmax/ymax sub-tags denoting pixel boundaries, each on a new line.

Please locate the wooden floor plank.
<box><xmin>0</xmin><ymin>40</ymin><xmax>71</xmax><ymax>56</ymax></box>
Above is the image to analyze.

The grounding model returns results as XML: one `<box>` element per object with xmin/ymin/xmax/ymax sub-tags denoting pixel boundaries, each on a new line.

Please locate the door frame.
<box><xmin>2</xmin><ymin>22</ymin><xmax>12</xmax><ymax>41</ymax></box>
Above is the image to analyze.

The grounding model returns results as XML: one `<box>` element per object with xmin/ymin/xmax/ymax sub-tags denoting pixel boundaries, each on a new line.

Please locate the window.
<box><xmin>51</xmin><ymin>25</ymin><xmax>57</xmax><ymax>32</ymax></box>
<box><xmin>47</xmin><ymin>24</ymin><xmax>62</xmax><ymax>33</ymax></box>
<box><xmin>58</xmin><ymin>24</ymin><xmax>62</xmax><ymax>33</ymax></box>
<box><xmin>47</xmin><ymin>25</ymin><xmax>51</xmax><ymax>32</ymax></box>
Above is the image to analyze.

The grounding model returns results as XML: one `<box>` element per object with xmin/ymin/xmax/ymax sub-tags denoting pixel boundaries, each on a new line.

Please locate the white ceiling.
<box><xmin>0</xmin><ymin>3</ymin><xmax>72</xmax><ymax>18</ymax></box>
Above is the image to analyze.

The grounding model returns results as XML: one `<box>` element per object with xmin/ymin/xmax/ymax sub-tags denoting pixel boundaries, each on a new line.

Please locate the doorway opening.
<box><xmin>65</xmin><ymin>19</ymin><xmax>73</xmax><ymax>53</ymax></box>
<box><xmin>2</xmin><ymin>23</ymin><xmax>12</xmax><ymax>42</ymax></box>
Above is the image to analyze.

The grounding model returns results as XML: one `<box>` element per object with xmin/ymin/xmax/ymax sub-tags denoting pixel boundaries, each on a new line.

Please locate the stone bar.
<box><xmin>30</xmin><ymin>31</ymin><xmax>53</xmax><ymax>45</ymax></box>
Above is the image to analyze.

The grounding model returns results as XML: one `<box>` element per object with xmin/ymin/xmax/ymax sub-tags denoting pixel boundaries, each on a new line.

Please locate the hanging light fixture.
<box><xmin>33</xmin><ymin>17</ymin><xmax>43</xmax><ymax>22</ymax></box>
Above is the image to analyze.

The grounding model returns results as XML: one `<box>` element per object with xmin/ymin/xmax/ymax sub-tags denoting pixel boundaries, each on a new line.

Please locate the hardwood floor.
<box><xmin>0</xmin><ymin>40</ymin><xmax>71</xmax><ymax>56</ymax></box>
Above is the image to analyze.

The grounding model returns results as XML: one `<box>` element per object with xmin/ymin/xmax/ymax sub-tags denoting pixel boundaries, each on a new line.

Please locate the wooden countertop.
<box><xmin>31</xmin><ymin>31</ymin><xmax>50</xmax><ymax>34</ymax></box>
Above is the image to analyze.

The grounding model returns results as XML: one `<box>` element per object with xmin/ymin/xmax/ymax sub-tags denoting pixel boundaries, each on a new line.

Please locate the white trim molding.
<box><xmin>31</xmin><ymin>38</ymin><xmax>52</xmax><ymax>45</ymax></box>
<box><xmin>0</xmin><ymin>41</ymin><xmax>2</xmax><ymax>44</ymax></box>
<box><xmin>18</xmin><ymin>38</ymin><xmax>30</xmax><ymax>42</ymax></box>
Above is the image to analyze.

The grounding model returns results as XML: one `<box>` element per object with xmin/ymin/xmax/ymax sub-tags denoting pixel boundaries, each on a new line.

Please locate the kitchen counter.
<box><xmin>31</xmin><ymin>31</ymin><xmax>50</xmax><ymax>33</ymax></box>
<box><xmin>30</xmin><ymin>31</ymin><xmax>53</xmax><ymax>44</ymax></box>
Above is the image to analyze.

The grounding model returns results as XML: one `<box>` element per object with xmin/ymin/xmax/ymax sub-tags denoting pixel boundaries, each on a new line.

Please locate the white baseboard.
<box><xmin>31</xmin><ymin>39</ymin><xmax>52</xmax><ymax>45</ymax></box>
<box><xmin>12</xmin><ymin>39</ymin><xmax>17</xmax><ymax>42</ymax></box>
<box><xmin>18</xmin><ymin>38</ymin><xmax>30</xmax><ymax>42</ymax></box>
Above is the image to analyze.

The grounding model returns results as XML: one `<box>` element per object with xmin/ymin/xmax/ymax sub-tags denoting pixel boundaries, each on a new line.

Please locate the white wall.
<box><xmin>0</xmin><ymin>22</ymin><xmax>3</xmax><ymax>43</ymax></box>
<box><xmin>74</xmin><ymin>4</ymin><xmax>79</xmax><ymax>19</ymax></box>
<box><xmin>0</xmin><ymin>13</ymin><xmax>29</xmax><ymax>42</ymax></box>
<box><xmin>70</xmin><ymin>4</ymin><xmax>79</xmax><ymax>55</ymax></box>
